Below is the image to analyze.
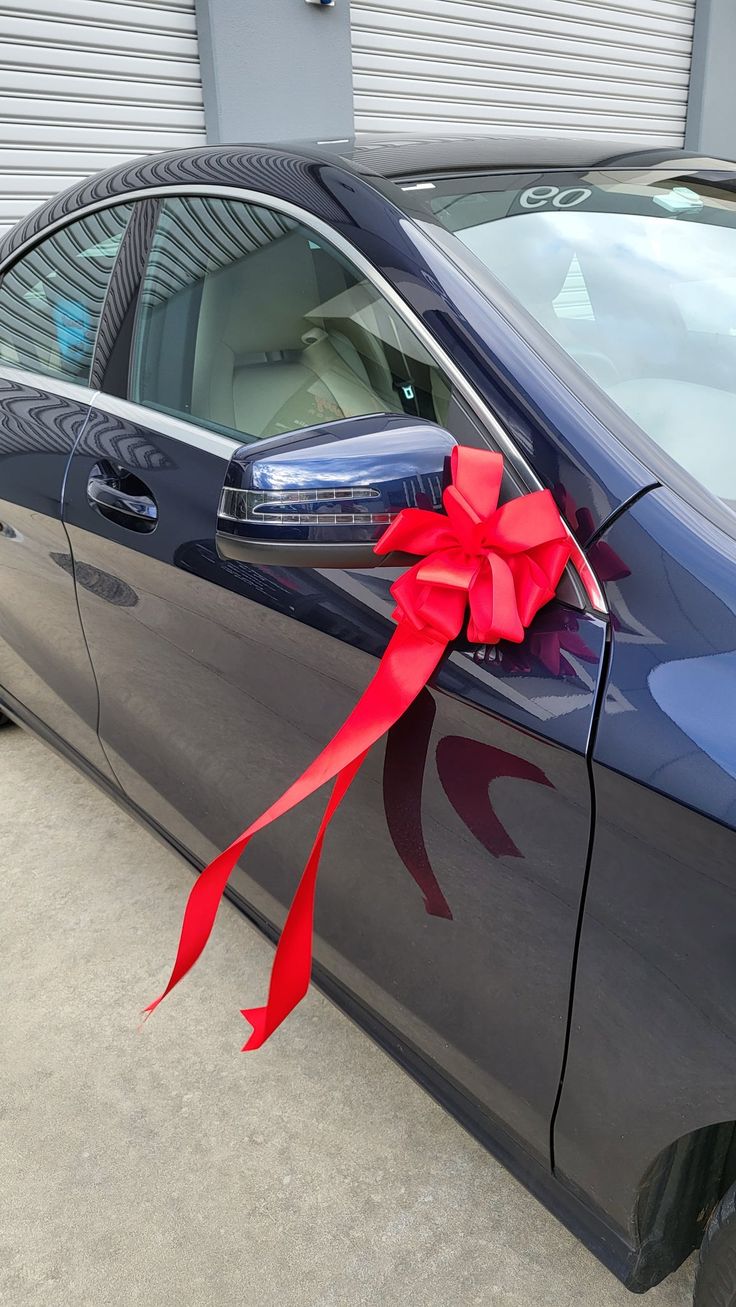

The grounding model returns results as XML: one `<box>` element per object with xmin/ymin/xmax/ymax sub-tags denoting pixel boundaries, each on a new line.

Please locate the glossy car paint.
<box><xmin>217</xmin><ymin>415</ymin><xmax>455</xmax><ymax>565</ymax></box>
<box><xmin>0</xmin><ymin>372</ymin><xmax>116</xmax><ymax>781</ymax></box>
<box><xmin>1</xmin><ymin>138</ymin><xmax>735</xmax><ymax>1294</ymax></box>
<box><xmin>62</xmin><ymin>388</ymin><xmax>606</xmax><ymax>1171</ymax></box>
<box><xmin>554</xmin><ymin>485</ymin><xmax>736</xmax><ymax>1277</ymax></box>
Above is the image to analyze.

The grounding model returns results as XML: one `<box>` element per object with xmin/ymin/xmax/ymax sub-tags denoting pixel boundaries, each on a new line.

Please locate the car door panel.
<box><xmin>0</xmin><ymin>201</ymin><xmax>134</xmax><ymax>776</ymax></box>
<box><xmin>0</xmin><ymin>371</ymin><xmax>115</xmax><ymax>778</ymax></box>
<box><xmin>554</xmin><ymin>486</ymin><xmax>736</xmax><ymax>1240</ymax></box>
<box><xmin>63</xmin><ymin>392</ymin><xmax>606</xmax><ymax>1164</ymax></box>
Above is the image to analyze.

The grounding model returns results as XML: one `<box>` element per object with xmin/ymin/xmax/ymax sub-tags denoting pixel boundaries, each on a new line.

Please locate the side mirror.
<box><xmin>216</xmin><ymin>414</ymin><xmax>457</xmax><ymax>569</ymax></box>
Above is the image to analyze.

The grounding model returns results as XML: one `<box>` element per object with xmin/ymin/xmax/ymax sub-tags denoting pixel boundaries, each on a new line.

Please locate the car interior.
<box><xmin>132</xmin><ymin>196</ymin><xmax>451</xmax><ymax>442</ymax></box>
<box><xmin>450</xmin><ymin>203</ymin><xmax>736</xmax><ymax>508</ymax></box>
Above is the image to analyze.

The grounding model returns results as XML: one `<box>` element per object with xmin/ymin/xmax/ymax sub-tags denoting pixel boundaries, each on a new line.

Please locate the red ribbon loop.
<box><xmin>377</xmin><ymin>447</ymin><xmax>570</xmax><ymax>647</ymax></box>
<box><xmin>144</xmin><ymin>446</ymin><xmax>573</xmax><ymax>1051</ymax></box>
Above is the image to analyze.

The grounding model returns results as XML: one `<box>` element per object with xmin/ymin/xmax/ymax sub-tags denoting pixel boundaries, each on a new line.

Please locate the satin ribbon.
<box><xmin>144</xmin><ymin>446</ymin><xmax>572</xmax><ymax>1050</ymax></box>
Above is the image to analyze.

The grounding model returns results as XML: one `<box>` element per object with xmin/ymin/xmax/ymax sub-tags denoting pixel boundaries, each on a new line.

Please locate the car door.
<box><xmin>0</xmin><ymin>203</ymin><xmax>132</xmax><ymax>778</ymax></box>
<box><xmin>62</xmin><ymin>190</ymin><xmax>607</xmax><ymax>1165</ymax></box>
<box><xmin>553</xmin><ymin>485</ymin><xmax>736</xmax><ymax>1255</ymax></box>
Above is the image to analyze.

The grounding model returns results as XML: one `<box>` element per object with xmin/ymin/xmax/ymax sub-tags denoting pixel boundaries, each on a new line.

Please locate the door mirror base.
<box><xmin>216</xmin><ymin>533</ymin><xmax>413</xmax><ymax>570</ymax></box>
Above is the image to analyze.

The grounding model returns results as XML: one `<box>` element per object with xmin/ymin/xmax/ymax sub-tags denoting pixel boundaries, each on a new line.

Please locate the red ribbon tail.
<box><xmin>144</xmin><ymin>623</ymin><xmax>447</xmax><ymax>1040</ymax></box>
<box><xmin>239</xmin><ymin>1006</ymin><xmax>269</xmax><ymax>1051</ymax></box>
<box><xmin>142</xmin><ymin>837</ymin><xmax>252</xmax><ymax>1019</ymax></box>
<box><xmin>241</xmin><ymin>752</ymin><xmax>367</xmax><ymax>1050</ymax></box>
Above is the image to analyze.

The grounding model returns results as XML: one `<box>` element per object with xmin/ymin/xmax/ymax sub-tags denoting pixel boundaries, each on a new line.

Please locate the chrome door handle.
<box><xmin>87</xmin><ymin>463</ymin><xmax>158</xmax><ymax>533</ymax></box>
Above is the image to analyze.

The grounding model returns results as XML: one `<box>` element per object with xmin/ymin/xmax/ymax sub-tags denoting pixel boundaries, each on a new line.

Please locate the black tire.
<box><xmin>695</xmin><ymin>1182</ymin><xmax>736</xmax><ymax>1306</ymax></box>
<box><xmin>0</xmin><ymin>708</ymin><xmax>14</xmax><ymax>727</ymax></box>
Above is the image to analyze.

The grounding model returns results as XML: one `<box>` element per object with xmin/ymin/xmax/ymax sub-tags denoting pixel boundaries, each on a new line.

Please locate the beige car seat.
<box><xmin>191</xmin><ymin>230</ymin><xmax>397</xmax><ymax>439</ymax></box>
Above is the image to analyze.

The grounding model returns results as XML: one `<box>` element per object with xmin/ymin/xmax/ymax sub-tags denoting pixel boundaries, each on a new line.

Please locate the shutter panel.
<box><xmin>0</xmin><ymin>0</ymin><xmax>206</xmax><ymax>240</ymax></box>
<box><xmin>351</xmin><ymin>0</ymin><xmax>695</xmax><ymax>145</ymax></box>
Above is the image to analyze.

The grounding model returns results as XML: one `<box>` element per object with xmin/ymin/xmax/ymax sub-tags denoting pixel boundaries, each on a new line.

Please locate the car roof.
<box><xmin>294</xmin><ymin>132</ymin><xmax>736</xmax><ymax>178</ymax></box>
<box><xmin>3</xmin><ymin>132</ymin><xmax>735</xmax><ymax>269</ymax></box>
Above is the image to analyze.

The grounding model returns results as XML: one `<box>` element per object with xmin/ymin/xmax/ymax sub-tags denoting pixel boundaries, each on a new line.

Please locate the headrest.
<box><xmin>199</xmin><ymin>231</ymin><xmax>322</xmax><ymax>359</ymax></box>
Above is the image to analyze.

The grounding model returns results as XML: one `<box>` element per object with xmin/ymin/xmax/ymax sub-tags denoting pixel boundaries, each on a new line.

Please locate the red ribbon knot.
<box><xmin>377</xmin><ymin>446</ymin><xmax>571</xmax><ymax>647</ymax></box>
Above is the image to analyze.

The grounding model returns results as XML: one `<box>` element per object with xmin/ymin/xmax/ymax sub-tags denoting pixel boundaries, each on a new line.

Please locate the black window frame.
<box><xmin>0</xmin><ymin>201</ymin><xmax>135</xmax><ymax>389</ymax></box>
<box><xmin>91</xmin><ymin>197</ymin><xmax>160</xmax><ymax>396</ymax></box>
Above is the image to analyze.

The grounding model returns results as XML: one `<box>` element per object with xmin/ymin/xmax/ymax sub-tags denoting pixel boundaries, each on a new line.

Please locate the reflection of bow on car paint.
<box><xmin>556</xmin><ymin>484</ymin><xmax>631</xmax><ymax>588</ymax></box>
<box><xmin>383</xmin><ymin>689</ymin><xmax>553</xmax><ymax>920</ymax></box>
<box><xmin>475</xmin><ymin>607</ymin><xmax>600</xmax><ymax>679</ymax></box>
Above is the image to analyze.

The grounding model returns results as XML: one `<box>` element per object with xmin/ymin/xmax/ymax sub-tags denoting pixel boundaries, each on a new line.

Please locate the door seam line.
<box><xmin>549</xmin><ymin>479</ymin><xmax>660</xmax><ymax>1169</ymax></box>
<box><xmin>60</xmin><ymin>396</ymin><xmax>126</xmax><ymax>793</ymax></box>
<box><xmin>549</xmin><ymin>622</ymin><xmax>611</xmax><ymax>1172</ymax></box>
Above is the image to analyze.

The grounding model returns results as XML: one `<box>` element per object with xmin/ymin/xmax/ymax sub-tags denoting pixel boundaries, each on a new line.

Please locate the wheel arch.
<box><xmin>629</xmin><ymin>1121</ymin><xmax>736</xmax><ymax>1291</ymax></box>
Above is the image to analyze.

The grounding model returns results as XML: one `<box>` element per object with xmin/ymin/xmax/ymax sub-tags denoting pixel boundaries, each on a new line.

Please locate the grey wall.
<box><xmin>685</xmin><ymin>0</ymin><xmax>736</xmax><ymax>159</ymax></box>
<box><xmin>194</xmin><ymin>0</ymin><xmax>355</xmax><ymax>144</ymax></box>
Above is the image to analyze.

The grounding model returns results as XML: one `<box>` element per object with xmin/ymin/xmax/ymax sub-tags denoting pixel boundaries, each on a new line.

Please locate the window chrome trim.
<box><xmin>0</xmin><ymin>364</ymin><xmax>238</xmax><ymax>460</ymax></box>
<box><xmin>0</xmin><ymin>362</ymin><xmax>98</xmax><ymax>407</ymax></box>
<box><xmin>0</xmin><ymin>183</ymin><xmax>541</xmax><ymax>492</ymax></box>
<box><xmin>88</xmin><ymin>393</ymin><xmax>242</xmax><ymax>460</ymax></box>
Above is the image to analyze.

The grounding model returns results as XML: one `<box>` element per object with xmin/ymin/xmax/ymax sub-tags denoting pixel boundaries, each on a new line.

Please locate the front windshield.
<box><xmin>407</xmin><ymin>168</ymin><xmax>736</xmax><ymax>507</ymax></box>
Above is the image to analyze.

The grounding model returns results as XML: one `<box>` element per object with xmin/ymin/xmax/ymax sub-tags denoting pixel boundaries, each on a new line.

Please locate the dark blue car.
<box><xmin>1</xmin><ymin>136</ymin><xmax>735</xmax><ymax>1305</ymax></box>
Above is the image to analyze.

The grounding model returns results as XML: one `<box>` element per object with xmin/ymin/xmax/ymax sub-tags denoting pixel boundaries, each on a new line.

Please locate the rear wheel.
<box><xmin>695</xmin><ymin>1182</ymin><xmax>736</xmax><ymax>1306</ymax></box>
<box><xmin>0</xmin><ymin>708</ymin><xmax>13</xmax><ymax>727</ymax></box>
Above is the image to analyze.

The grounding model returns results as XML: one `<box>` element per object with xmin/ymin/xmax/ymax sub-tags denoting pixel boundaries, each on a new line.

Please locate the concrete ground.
<box><xmin>1</xmin><ymin>725</ymin><xmax>696</xmax><ymax>1307</ymax></box>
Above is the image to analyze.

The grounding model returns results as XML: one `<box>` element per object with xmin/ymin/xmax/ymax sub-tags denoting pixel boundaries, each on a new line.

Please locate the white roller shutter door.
<box><xmin>351</xmin><ymin>0</ymin><xmax>695</xmax><ymax>145</ymax></box>
<box><xmin>0</xmin><ymin>0</ymin><xmax>206</xmax><ymax>240</ymax></box>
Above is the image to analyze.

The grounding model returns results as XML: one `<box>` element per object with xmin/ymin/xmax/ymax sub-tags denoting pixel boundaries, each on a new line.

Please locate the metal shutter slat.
<box><xmin>1</xmin><ymin>15</ymin><xmax>199</xmax><ymax>59</ymax></box>
<box><xmin>351</xmin><ymin>34</ymin><xmax>692</xmax><ymax>83</ymax></box>
<box><xmin>0</xmin><ymin>122</ymin><xmax>199</xmax><ymax>148</ymax></box>
<box><xmin>0</xmin><ymin>176</ymin><xmax>97</xmax><ymax>199</ymax></box>
<box><xmin>1</xmin><ymin>43</ymin><xmax>202</xmax><ymax>84</ymax></box>
<box><xmin>354</xmin><ymin>96</ymin><xmax>687</xmax><ymax>130</ymax></box>
<box><xmin>1</xmin><ymin>72</ymin><xmax>205</xmax><ymax>108</ymax></box>
<box><xmin>0</xmin><ymin>0</ymin><xmax>198</xmax><ymax>35</ymax></box>
<box><xmin>0</xmin><ymin>148</ymin><xmax>140</xmax><ymax>170</ymax></box>
<box><xmin>354</xmin><ymin>73</ymin><xmax>688</xmax><ymax>115</ymax></box>
<box><xmin>351</xmin><ymin>0</ymin><xmax>695</xmax><ymax>142</ymax></box>
<box><xmin>354</xmin><ymin>0</ymin><xmax>694</xmax><ymax>22</ymax></box>
<box><xmin>0</xmin><ymin>96</ymin><xmax>205</xmax><ymax>130</ymax></box>
<box><xmin>354</xmin><ymin>112</ymin><xmax>686</xmax><ymax>145</ymax></box>
<box><xmin>353</xmin><ymin>0</ymin><xmax>693</xmax><ymax>42</ymax></box>
<box><xmin>0</xmin><ymin>0</ymin><xmax>206</xmax><ymax>240</ymax></box>
<box><xmin>352</xmin><ymin>11</ymin><xmax>692</xmax><ymax>63</ymax></box>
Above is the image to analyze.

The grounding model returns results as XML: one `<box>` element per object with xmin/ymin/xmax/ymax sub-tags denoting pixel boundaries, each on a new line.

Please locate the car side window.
<box><xmin>130</xmin><ymin>194</ymin><xmax>453</xmax><ymax>441</ymax></box>
<box><xmin>0</xmin><ymin>205</ymin><xmax>132</xmax><ymax>384</ymax></box>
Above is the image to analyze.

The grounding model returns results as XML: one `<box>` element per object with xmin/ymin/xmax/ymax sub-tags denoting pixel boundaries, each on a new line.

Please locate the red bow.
<box><xmin>144</xmin><ymin>446</ymin><xmax>573</xmax><ymax>1051</ymax></box>
<box><xmin>377</xmin><ymin>446</ymin><xmax>571</xmax><ymax>645</ymax></box>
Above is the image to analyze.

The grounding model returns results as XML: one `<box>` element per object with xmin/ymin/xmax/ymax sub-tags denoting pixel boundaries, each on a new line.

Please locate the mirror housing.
<box><xmin>216</xmin><ymin>414</ymin><xmax>457</xmax><ymax>568</ymax></box>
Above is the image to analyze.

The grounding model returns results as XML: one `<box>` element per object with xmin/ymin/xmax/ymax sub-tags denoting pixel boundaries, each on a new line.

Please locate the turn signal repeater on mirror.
<box><xmin>215</xmin><ymin>414</ymin><xmax>455</xmax><ymax>569</ymax></box>
<box><xmin>144</xmin><ymin>442</ymin><xmax>578</xmax><ymax>1053</ymax></box>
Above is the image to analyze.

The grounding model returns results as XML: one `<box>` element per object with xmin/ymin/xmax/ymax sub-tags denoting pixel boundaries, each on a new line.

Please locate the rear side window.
<box><xmin>0</xmin><ymin>204</ymin><xmax>132</xmax><ymax>384</ymax></box>
<box><xmin>130</xmin><ymin>194</ymin><xmax>453</xmax><ymax>441</ymax></box>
